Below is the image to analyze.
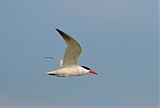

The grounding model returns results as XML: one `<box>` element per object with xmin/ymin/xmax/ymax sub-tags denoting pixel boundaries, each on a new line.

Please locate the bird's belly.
<box><xmin>55</xmin><ymin>68</ymin><xmax>81</xmax><ymax>77</ymax></box>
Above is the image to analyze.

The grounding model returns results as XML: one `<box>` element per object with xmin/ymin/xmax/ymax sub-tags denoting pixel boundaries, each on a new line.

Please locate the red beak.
<box><xmin>89</xmin><ymin>70</ymin><xmax>97</xmax><ymax>75</ymax></box>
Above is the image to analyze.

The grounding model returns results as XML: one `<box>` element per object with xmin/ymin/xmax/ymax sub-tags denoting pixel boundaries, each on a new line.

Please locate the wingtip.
<box><xmin>55</xmin><ymin>28</ymin><xmax>68</xmax><ymax>39</ymax></box>
<box><xmin>55</xmin><ymin>28</ymin><xmax>60</xmax><ymax>32</ymax></box>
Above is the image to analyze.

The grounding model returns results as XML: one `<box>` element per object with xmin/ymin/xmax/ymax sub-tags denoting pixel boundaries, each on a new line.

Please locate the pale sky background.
<box><xmin>0</xmin><ymin>0</ymin><xmax>159</xmax><ymax>108</ymax></box>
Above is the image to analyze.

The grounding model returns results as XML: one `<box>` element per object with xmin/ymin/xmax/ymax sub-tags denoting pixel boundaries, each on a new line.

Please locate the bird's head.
<box><xmin>81</xmin><ymin>66</ymin><xmax>97</xmax><ymax>75</ymax></box>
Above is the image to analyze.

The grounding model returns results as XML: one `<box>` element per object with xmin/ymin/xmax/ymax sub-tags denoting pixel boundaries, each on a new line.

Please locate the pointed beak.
<box><xmin>89</xmin><ymin>70</ymin><xmax>97</xmax><ymax>75</ymax></box>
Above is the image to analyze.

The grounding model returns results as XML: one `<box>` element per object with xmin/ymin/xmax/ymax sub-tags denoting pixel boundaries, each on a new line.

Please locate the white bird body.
<box><xmin>47</xmin><ymin>66</ymin><xmax>90</xmax><ymax>77</ymax></box>
<box><xmin>45</xmin><ymin>29</ymin><xmax>97</xmax><ymax>77</ymax></box>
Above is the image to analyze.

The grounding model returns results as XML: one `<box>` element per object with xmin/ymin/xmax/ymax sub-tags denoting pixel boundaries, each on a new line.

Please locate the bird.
<box><xmin>44</xmin><ymin>29</ymin><xmax>97</xmax><ymax>77</ymax></box>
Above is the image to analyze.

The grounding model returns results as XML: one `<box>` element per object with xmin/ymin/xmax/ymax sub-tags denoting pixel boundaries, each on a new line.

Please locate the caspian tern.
<box><xmin>45</xmin><ymin>29</ymin><xmax>97</xmax><ymax>77</ymax></box>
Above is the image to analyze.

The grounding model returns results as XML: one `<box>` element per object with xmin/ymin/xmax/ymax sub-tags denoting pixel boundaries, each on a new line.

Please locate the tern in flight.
<box><xmin>45</xmin><ymin>29</ymin><xmax>97</xmax><ymax>77</ymax></box>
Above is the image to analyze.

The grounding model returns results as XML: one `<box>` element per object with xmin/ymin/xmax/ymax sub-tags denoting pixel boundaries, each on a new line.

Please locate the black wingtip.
<box><xmin>55</xmin><ymin>28</ymin><xmax>61</xmax><ymax>32</ymax></box>
<box><xmin>56</xmin><ymin>28</ymin><xmax>65</xmax><ymax>35</ymax></box>
<box><xmin>55</xmin><ymin>28</ymin><xmax>64</xmax><ymax>35</ymax></box>
<box><xmin>55</xmin><ymin>28</ymin><xmax>71</xmax><ymax>40</ymax></box>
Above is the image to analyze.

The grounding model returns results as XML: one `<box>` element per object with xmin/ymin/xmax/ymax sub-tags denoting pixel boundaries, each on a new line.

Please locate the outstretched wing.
<box><xmin>56</xmin><ymin>29</ymin><xmax>82</xmax><ymax>68</ymax></box>
<box><xmin>44</xmin><ymin>56</ymin><xmax>63</xmax><ymax>67</ymax></box>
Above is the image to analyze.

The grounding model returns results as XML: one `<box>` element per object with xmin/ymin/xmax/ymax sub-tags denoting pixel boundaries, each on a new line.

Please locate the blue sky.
<box><xmin>0</xmin><ymin>0</ymin><xmax>159</xmax><ymax>107</ymax></box>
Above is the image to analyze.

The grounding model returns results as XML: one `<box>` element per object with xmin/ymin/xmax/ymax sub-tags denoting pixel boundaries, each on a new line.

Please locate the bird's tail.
<box><xmin>43</xmin><ymin>72</ymin><xmax>49</xmax><ymax>75</ymax></box>
<box><xmin>43</xmin><ymin>71</ymin><xmax>56</xmax><ymax>76</ymax></box>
